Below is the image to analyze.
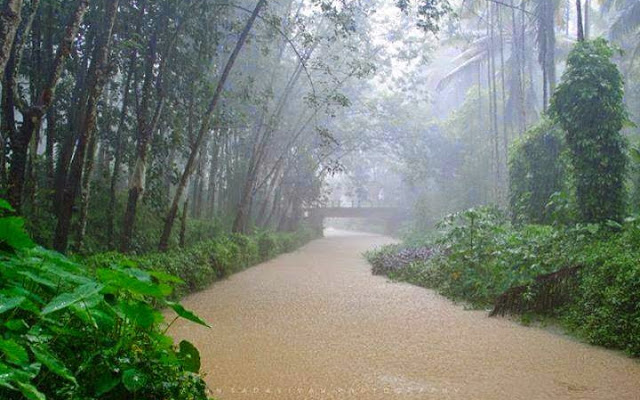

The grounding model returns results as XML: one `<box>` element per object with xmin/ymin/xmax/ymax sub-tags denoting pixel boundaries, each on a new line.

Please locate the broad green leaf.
<box><xmin>166</xmin><ymin>302</ymin><xmax>210</xmax><ymax>328</ymax></box>
<box><xmin>42</xmin><ymin>283</ymin><xmax>104</xmax><ymax>315</ymax></box>
<box><xmin>86</xmin><ymin>309</ymin><xmax>116</xmax><ymax>331</ymax></box>
<box><xmin>0</xmin><ymin>339</ymin><xmax>29</xmax><ymax>365</ymax></box>
<box><xmin>42</xmin><ymin>265</ymin><xmax>93</xmax><ymax>286</ymax></box>
<box><xmin>0</xmin><ymin>295</ymin><xmax>25</xmax><ymax>314</ymax></box>
<box><xmin>177</xmin><ymin>340</ymin><xmax>201</xmax><ymax>373</ymax></box>
<box><xmin>122</xmin><ymin>368</ymin><xmax>147</xmax><ymax>392</ymax></box>
<box><xmin>94</xmin><ymin>372</ymin><xmax>119</xmax><ymax>396</ymax></box>
<box><xmin>0</xmin><ymin>217</ymin><xmax>35</xmax><ymax>250</ymax></box>
<box><xmin>148</xmin><ymin>270</ymin><xmax>184</xmax><ymax>284</ymax></box>
<box><xmin>17</xmin><ymin>271</ymin><xmax>57</xmax><ymax>289</ymax></box>
<box><xmin>97</xmin><ymin>269</ymin><xmax>171</xmax><ymax>298</ymax></box>
<box><xmin>30</xmin><ymin>344</ymin><xmax>77</xmax><ymax>385</ymax></box>
<box><xmin>0</xmin><ymin>361</ymin><xmax>16</xmax><ymax>388</ymax></box>
<box><xmin>126</xmin><ymin>268</ymin><xmax>152</xmax><ymax>282</ymax></box>
<box><xmin>118</xmin><ymin>301</ymin><xmax>159</xmax><ymax>329</ymax></box>
<box><xmin>4</xmin><ymin>319</ymin><xmax>28</xmax><ymax>332</ymax></box>
<box><xmin>16</xmin><ymin>381</ymin><xmax>46</xmax><ymax>400</ymax></box>
<box><xmin>0</xmin><ymin>199</ymin><xmax>15</xmax><ymax>212</ymax></box>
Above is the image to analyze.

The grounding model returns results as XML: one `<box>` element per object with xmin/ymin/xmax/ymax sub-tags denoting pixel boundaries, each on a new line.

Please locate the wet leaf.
<box><xmin>0</xmin><ymin>339</ymin><xmax>29</xmax><ymax>365</ymax></box>
<box><xmin>0</xmin><ymin>295</ymin><xmax>25</xmax><ymax>314</ymax></box>
<box><xmin>166</xmin><ymin>302</ymin><xmax>210</xmax><ymax>328</ymax></box>
<box><xmin>177</xmin><ymin>340</ymin><xmax>201</xmax><ymax>373</ymax></box>
<box><xmin>119</xmin><ymin>301</ymin><xmax>159</xmax><ymax>329</ymax></box>
<box><xmin>0</xmin><ymin>217</ymin><xmax>34</xmax><ymax>250</ymax></box>
<box><xmin>16</xmin><ymin>381</ymin><xmax>46</xmax><ymax>400</ymax></box>
<box><xmin>42</xmin><ymin>283</ymin><xmax>104</xmax><ymax>315</ymax></box>
<box><xmin>122</xmin><ymin>368</ymin><xmax>147</xmax><ymax>392</ymax></box>
<box><xmin>30</xmin><ymin>344</ymin><xmax>77</xmax><ymax>385</ymax></box>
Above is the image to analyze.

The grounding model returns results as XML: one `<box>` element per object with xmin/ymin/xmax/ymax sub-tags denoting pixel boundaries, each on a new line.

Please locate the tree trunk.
<box><xmin>584</xmin><ymin>0</ymin><xmax>590</xmax><ymax>39</ymax></box>
<box><xmin>53</xmin><ymin>0</ymin><xmax>119</xmax><ymax>253</ymax></box>
<box><xmin>207</xmin><ymin>133</ymin><xmax>220</xmax><ymax>218</ymax></box>
<box><xmin>576</xmin><ymin>0</ymin><xmax>584</xmax><ymax>41</ymax></box>
<box><xmin>158</xmin><ymin>0</ymin><xmax>267</xmax><ymax>251</ymax></box>
<box><xmin>73</xmin><ymin>132</ymin><xmax>98</xmax><ymax>252</ymax></box>
<box><xmin>121</xmin><ymin>24</ymin><xmax>165</xmax><ymax>253</ymax></box>
<box><xmin>7</xmin><ymin>0</ymin><xmax>88</xmax><ymax>212</ymax></box>
<box><xmin>107</xmin><ymin>59</ymin><xmax>134</xmax><ymax>248</ymax></box>
<box><xmin>0</xmin><ymin>0</ymin><xmax>23</xmax><ymax>75</ymax></box>
<box><xmin>179</xmin><ymin>197</ymin><xmax>189</xmax><ymax>248</ymax></box>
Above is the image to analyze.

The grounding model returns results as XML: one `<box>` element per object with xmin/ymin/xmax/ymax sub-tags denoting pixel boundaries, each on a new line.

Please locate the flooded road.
<box><xmin>169</xmin><ymin>229</ymin><xmax>640</xmax><ymax>399</ymax></box>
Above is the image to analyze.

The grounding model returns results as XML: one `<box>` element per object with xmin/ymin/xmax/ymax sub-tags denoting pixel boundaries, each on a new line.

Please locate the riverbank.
<box><xmin>168</xmin><ymin>230</ymin><xmax>640</xmax><ymax>399</ymax></box>
<box><xmin>365</xmin><ymin>207</ymin><xmax>640</xmax><ymax>357</ymax></box>
<box><xmin>85</xmin><ymin>226</ymin><xmax>319</xmax><ymax>299</ymax></box>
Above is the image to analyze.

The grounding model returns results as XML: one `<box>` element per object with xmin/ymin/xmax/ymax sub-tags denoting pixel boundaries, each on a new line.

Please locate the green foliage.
<box><xmin>0</xmin><ymin>212</ymin><xmax>209</xmax><ymax>399</ymax></box>
<box><xmin>370</xmin><ymin>206</ymin><xmax>640</xmax><ymax>355</ymax></box>
<box><xmin>550</xmin><ymin>38</ymin><xmax>629</xmax><ymax>223</ymax></box>
<box><xmin>509</xmin><ymin>119</ymin><xmax>568</xmax><ymax>225</ymax></box>
<box><xmin>426</xmin><ymin>207</ymin><xmax>562</xmax><ymax>304</ymax></box>
<box><xmin>87</xmin><ymin>227</ymin><xmax>318</xmax><ymax>299</ymax></box>
<box><xmin>631</xmin><ymin>146</ymin><xmax>640</xmax><ymax>212</ymax></box>
<box><xmin>564</xmin><ymin>219</ymin><xmax>640</xmax><ymax>355</ymax></box>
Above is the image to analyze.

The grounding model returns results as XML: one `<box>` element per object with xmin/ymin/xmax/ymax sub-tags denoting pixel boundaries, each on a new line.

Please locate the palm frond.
<box><xmin>609</xmin><ymin>1</ymin><xmax>640</xmax><ymax>40</ymax></box>
<box><xmin>436</xmin><ymin>52</ymin><xmax>487</xmax><ymax>92</ymax></box>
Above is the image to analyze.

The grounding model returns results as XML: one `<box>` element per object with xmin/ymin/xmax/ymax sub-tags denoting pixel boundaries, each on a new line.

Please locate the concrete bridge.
<box><xmin>306</xmin><ymin>207</ymin><xmax>406</xmax><ymax>234</ymax></box>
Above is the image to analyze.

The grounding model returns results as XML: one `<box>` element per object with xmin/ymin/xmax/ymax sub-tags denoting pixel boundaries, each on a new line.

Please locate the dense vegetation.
<box><xmin>0</xmin><ymin>200</ymin><xmax>210</xmax><ymax>399</ymax></box>
<box><xmin>367</xmin><ymin>32</ymin><xmax>640</xmax><ymax>356</ymax></box>
<box><xmin>0</xmin><ymin>0</ymin><xmax>385</xmax><ymax>255</ymax></box>
<box><xmin>2</xmin><ymin>0</ymin><xmax>640</xmax><ymax>395</ymax></box>
<box><xmin>1</xmin><ymin>199</ymin><xmax>316</xmax><ymax>398</ymax></box>
<box><xmin>367</xmin><ymin>208</ymin><xmax>640</xmax><ymax>356</ymax></box>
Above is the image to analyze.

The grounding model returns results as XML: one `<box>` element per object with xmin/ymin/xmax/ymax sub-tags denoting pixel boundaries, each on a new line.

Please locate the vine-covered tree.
<box><xmin>550</xmin><ymin>39</ymin><xmax>628</xmax><ymax>223</ymax></box>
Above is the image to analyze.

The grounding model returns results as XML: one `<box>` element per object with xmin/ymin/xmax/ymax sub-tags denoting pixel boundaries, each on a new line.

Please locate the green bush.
<box><xmin>257</xmin><ymin>232</ymin><xmax>277</xmax><ymax>260</ymax></box>
<box><xmin>565</xmin><ymin>220</ymin><xmax>640</xmax><ymax>355</ymax></box>
<box><xmin>0</xmin><ymin>200</ymin><xmax>210</xmax><ymax>399</ymax></box>
<box><xmin>87</xmin><ymin>226</ymin><xmax>318</xmax><ymax>299</ymax></box>
<box><xmin>509</xmin><ymin>120</ymin><xmax>568</xmax><ymax>225</ymax></box>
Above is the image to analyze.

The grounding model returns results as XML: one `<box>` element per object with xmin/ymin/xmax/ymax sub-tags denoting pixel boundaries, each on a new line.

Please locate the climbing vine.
<box><xmin>550</xmin><ymin>39</ymin><xmax>628</xmax><ymax>223</ymax></box>
<box><xmin>509</xmin><ymin>119</ymin><xmax>567</xmax><ymax>224</ymax></box>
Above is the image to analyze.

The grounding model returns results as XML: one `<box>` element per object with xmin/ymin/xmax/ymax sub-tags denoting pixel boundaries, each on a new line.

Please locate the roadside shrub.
<box><xmin>368</xmin><ymin>207</ymin><xmax>581</xmax><ymax>304</ymax></box>
<box><xmin>365</xmin><ymin>245</ymin><xmax>436</xmax><ymax>275</ymax></box>
<box><xmin>0</xmin><ymin>200</ymin><xmax>210</xmax><ymax>399</ymax></box>
<box><xmin>565</xmin><ymin>219</ymin><xmax>640</xmax><ymax>356</ymax></box>
<box><xmin>230</xmin><ymin>233</ymin><xmax>259</xmax><ymax>267</ymax></box>
<box><xmin>368</xmin><ymin>204</ymin><xmax>640</xmax><ymax>355</ymax></box>
<box><xmin>257</xmin><ymin>232</ymin><xmax>277</xmax><ymax>260</ymax></box>
<box><xmin>87</xmin><ymin>227</ymin><xmax>319</xmax><ymax>299</ymax></box>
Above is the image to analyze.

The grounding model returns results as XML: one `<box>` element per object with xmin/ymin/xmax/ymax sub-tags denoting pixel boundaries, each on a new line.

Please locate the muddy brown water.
<box><xmin>168</xmin><ymin>229</ymin><xmax>640</xmax><ymax>399</ymax></box>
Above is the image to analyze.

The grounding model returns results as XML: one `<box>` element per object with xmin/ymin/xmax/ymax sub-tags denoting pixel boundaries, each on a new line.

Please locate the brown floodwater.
<box><xmin>168</xmin><ymin>229</ymin><xmax>640</xmax><ymax>400</ymax></box>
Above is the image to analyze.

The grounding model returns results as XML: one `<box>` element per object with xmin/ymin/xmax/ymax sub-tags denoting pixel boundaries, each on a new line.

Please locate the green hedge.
<box><xmin>86</xmin><ymin>227</ymin><xmax>318</xmax><ymax>298</ymax></box>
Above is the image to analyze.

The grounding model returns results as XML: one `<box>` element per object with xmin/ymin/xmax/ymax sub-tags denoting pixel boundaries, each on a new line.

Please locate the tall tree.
<box><xmin>158</xmin><ymin>0</ymin><xmax>267</xmax><ymax>251</ymax></box>
<box><xmin>53</xmin><ymin>0</ymin><xmax>120</xmax><ymax>252</ymax></box>
<box><xmin>4</xmin><ymin>0</ymin><xmax>88</xmax><ymax>212</ymax></box>
<box><xmin>0</xmin><ymin>0</ymin><xmax>23</xmax><ymax>75</ymax></box>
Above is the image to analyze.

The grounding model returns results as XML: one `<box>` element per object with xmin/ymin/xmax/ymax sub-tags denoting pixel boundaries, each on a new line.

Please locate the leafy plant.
<box><xmin>509</xmin><ymin>120</ymin><xmax>568</xmax><ymax>225</ymax></box>
<box><xmin>0</xmin><ymin>202</ymin><xmax>210</xmax><ymax>399</ymax></box>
